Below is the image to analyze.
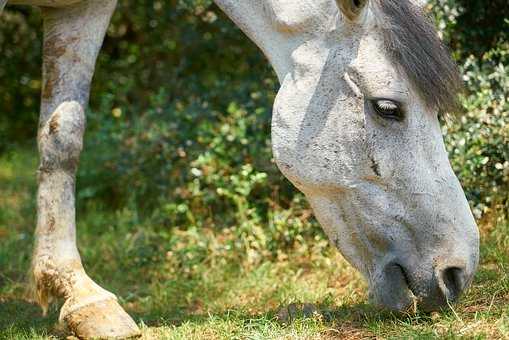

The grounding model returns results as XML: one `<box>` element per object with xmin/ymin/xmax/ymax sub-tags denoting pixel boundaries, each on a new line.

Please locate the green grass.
<box><xmin>0</xmin><ymin>149</ymin><xmax>508</xmax><ymax>339</ymax></box>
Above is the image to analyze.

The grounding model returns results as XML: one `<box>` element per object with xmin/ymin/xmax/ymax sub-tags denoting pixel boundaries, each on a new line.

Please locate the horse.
<box><xmin>0</xmin><ymin>0</ymin><xmax>480</xmax><ymax>338</ymax></box>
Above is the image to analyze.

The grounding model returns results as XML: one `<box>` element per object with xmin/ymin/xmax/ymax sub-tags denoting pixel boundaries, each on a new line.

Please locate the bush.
<box><xmin>0</xmin><ymin>7</ymin><xmax>41</xmax><ymax>150</ymax></box>
<box><xmin>79</xmin><ymin>87</ymin><xmax>322</xmax><ymax>264</ymax></box>
<box><xmin>431</xmin><ymin>0</ymin><xmax>509</xmax><ymax>220</ymax></box>
<box><xmin>444</xmin><ymin>45</ymin><xmax>509</xmax><ymax>220</ymax></box>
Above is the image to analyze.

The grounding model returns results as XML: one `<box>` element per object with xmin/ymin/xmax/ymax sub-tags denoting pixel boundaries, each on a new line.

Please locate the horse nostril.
<box><xmin>438</xmin><ymin>267</ymin><xmax>467</xmax><ymax>302</ymax></box>
<box><xmin>394</xmin><ymin>263</ymin><xmax>411</xmax><ymax>288</ymax></box>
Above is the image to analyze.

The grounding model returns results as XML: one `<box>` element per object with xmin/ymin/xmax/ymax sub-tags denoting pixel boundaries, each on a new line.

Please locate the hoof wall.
<box><xmin>63</xmin><ymin>298</ymin><xmax>140</xmax><ymax>339</ymax></box>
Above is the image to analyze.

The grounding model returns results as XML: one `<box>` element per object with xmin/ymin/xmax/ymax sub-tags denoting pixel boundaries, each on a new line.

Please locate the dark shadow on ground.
<box><xmin>0</xmin><ymin>298</ymin><xmax>59</xmax><ymax>337</ymax></box>
<box><xmin>0</xmin><ymin>287</ymin><xmax>469</xmax><ymax>339</ymax></box>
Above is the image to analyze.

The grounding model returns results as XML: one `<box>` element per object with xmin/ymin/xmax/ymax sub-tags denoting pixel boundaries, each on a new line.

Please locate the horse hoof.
<box><xmin>62</xmin><ymin>298</ymin><xmax>141</xmax><ymax>339</ymax></box>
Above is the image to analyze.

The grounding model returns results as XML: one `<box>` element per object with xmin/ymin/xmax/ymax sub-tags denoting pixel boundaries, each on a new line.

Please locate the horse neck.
<box><xmin>214</xmin><ymin>0</ymin><xmax>341</xmax><ymax>83</ymax></box>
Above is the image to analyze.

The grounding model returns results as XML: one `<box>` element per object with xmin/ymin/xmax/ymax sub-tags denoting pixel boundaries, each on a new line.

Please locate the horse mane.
<box><xmin>374</xmin><ymin>0</ymin><xmax>463</xmax><ymax>114</ymax></box>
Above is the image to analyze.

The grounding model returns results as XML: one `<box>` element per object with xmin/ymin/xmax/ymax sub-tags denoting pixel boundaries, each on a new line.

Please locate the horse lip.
<box><xmin>370</xmin><ymin>261</ymin><xmax>417</xmax><ymax>312</ymax></box>
<box><xmin>384</xmin><ymin>260</ymin><xmax>451</xmax><ymax>313</ymax></box>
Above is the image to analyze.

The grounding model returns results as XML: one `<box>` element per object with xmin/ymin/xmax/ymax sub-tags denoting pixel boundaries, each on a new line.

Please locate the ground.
<box><xmin>0</xmin><ymin>149</ymin><xmax>508</xmax><ymax>339</ymax></box>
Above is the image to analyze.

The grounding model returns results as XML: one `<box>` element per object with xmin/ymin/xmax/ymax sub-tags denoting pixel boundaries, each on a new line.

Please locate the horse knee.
<box><xmin>39</xmin><ymin>101</ymin><xmax>85</xmax><ymax>173</ymax></box>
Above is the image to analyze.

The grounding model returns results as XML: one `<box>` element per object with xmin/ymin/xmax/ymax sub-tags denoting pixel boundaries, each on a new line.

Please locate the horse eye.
<box><xmin>371</xmin><ymin>99</ymin><xmax>404</xmax><ymax>121</ymax></box>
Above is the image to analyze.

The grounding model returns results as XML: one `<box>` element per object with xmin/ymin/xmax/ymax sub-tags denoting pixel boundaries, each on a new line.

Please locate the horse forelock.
<box><xmin>373</xmin><ymin>0</ymin><xmax>463</xmax><ymax>114</ymax></box>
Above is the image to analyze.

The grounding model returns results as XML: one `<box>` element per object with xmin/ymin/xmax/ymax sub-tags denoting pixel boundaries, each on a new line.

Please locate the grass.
<box><xmin>0</xmin><ymin>148</ymin><xmax>508</xmax><ymax>339</ymax></box>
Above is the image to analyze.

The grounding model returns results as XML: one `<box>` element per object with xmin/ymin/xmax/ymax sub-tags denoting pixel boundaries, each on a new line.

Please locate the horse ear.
<box><xmin>335</xmin><ymin>0</ymin><xmax>369</xmax><ymax>21</ymax></box>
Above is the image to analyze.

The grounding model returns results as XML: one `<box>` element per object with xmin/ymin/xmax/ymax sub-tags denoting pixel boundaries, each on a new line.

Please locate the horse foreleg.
<box><xmin>31</xmin><ymin>1</ymin><xmax>140</xmax><ymax>338</ymax></box>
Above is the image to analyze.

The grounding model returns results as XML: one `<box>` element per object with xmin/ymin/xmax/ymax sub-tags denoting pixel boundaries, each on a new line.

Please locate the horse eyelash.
<box><xmin>377</xmin><ymin>100</ymin><xmax>398</xmax><ymax>110</ymax></box>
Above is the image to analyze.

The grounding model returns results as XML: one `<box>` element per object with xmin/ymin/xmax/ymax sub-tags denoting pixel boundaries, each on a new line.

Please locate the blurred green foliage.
<box><xmin>445</xmin><ymin>46</ymin><xmax>509</xmax><ymax>219</ymax></box>
<box><xmin>0</xmin><ymin>7</ymin><xmax>42</xmax><ymax>147</ymax></box>
<box><xmin>431</xmin><ymin>0</ymin><xmax>509</xmax><ymax>218</ymax></box>
<box><xmin>0</xmin><ymin>0</ymin><xmax>508</xmax><ymax>263</ymax></box>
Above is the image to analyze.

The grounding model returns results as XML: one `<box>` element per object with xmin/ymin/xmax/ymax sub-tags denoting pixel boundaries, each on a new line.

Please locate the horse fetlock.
<box><xmin>32</xmin><ymin>255</ymin><xmax>78</xmax><ymax>315</ymax></box>
<box><xmin>39</xmin><ymin>101</ymin><xmax>85</xmax><ymax>173</ymax></box>
<box><xmin>32</xmin><ymin>255</ymin><xmax>121</xmax><ymax>315</ymax></box>
<box><xmin>55</xmin><ymin>270</ymin><xmax>138</xmax><ymax>338</ymax></box>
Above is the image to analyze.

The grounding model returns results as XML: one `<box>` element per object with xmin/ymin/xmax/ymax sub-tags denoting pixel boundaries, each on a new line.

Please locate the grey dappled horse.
<box><xmin>1</xmin><ymin>0</ymin><xmax>479</xmax><ymax>338</ymax></box>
